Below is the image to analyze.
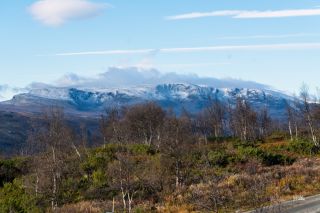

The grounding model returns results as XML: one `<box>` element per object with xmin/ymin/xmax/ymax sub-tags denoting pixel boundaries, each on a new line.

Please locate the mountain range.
<box><xmin>0</xmin><ymin>83</ymin><xmax>292</xmax><ymax>118</ymax></box>
<box><xmin>0</xmin><ymin>69</ymin><xmax>295</xmax><ymax>155</ymax></box>
<box><xmin>0</xmin><ymin>67</ymin><xmax>294</xmax><ymax>117</ymax></box>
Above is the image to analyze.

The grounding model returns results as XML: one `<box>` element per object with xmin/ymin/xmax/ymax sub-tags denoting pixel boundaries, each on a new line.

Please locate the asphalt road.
<box><xmin>283</xmin><ymin>195</ymin><xmax>320</xmax><ymax>213</ymax></box>
<box><xmin>247</xmin><ymin>194</ymin><xmax>320</xmax><ymax>213</ymax></box>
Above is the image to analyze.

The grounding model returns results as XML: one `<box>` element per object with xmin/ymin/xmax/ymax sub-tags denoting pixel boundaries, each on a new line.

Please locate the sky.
<box><xmin>1</xmin><ymin>0</ymin><xmax>320</xmax><ymax>94</ymax></box>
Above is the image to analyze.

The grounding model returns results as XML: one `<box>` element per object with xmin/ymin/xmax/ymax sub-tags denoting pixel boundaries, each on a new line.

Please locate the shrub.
<box><xmin>60</xmin><ymin>177</ymin><xmax>83</xmax><ymax>204</ymax></box>
<box><xmin>81</xmin><ymin>144</ymin><xmax>122</xmax><ymax>173</ymax></box>
<box><xmin>234</xmin><ymin>146</ymin><xmax>263</xmax><ymax>163</ymax></box>
<box><xmin>232</xmin><ymin>139</ymin><xmax>258</xmax><ymax>149</ymax></box>
<box><xmin>288</xmin><ymin>139</ymin><xmax>319</xmax><ymax>155</ymax></box>
<box><xmin>235</xmin><ymin>146</ymin><xmax>295</xmax><ymax>166</ymax></box>
<box><xmin>128</xmin><ymin>144</ymin><xmax>155</xmax><ymax>155</ymax></box>
<box><xmin>0</xmin><ymin>158</ymin><xmax>27</xmax><ymax>187</ymax></box>
<box><xmin>261</xmin><ymin>152</ymin><xmax>295</xmax><ymax>166</ymax></box>
<box><xmin>208</xmin><ymin>151</ymin><xmax>229</xmax><ymax>167</ymax></box>
<box><xmin>92</xmin><ymin>169</ymin><xmax>108</xmax><ymax>188</ymax></box>
<box><xmin>0</xmin><ymin>179</ymin><xmax>41</xmax><ymax>213</ymax></box>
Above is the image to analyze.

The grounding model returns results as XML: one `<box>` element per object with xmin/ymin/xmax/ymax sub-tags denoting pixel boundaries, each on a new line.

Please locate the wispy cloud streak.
<box><xmin>166</xmin><ymin>10</ymin><xmax>243</xmax><ymax>20</ymax></box>
<box><xmin>54</xmin><ymin>43</ymin><xmax>320</xmax><ymax>56</ymax></box>
<box><xmin>217</xmin><ymin>33</ymin><xmax>320</xmax><ymax>40</ymax></box>
<box><xmin>166</xmin><ymin>8</ymin><xmax>320</xmax><ymax>20</ymax></box>
<box><xmin>158</xmin><ymin>62</ymin><xmax>231</xmax><ymax>68</ymax></box>
<box><xmin>55</xmin><ymin>49</ymin><xmax>155</xmax><ymax>56</ymax></box>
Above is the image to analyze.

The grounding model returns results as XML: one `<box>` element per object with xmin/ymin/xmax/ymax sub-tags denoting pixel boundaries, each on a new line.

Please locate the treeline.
<box><xmin>2</xmin><ymin>85</ymin><xmax>320</xmax><ymax>212</ymax></box>
<box><xmin>99</xmin><ymin>85</ymin><xmax>320</xmax><ymax>146</ymax></box>
<box><xmin>100</xmin><ymin>99</ymin><xmax>270</xmax><ymax>147</ymax></box>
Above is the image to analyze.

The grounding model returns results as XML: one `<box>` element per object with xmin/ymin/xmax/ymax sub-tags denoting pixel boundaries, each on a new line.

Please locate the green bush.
<box><xmin>288</xmin><ymin>139</ymin><xmax>319</xmax><ymax>155</ymax></box>
<box><xmin>232</xmin><ymin>138</ymin><xmax>258</xmax><ymax>149</ymax></box>
<box><xmin>128</xmin><ymin>144</ymin><xmax>155</xmax><ymax>155</ymax></box>
<box><xmin>235</xmin><ymin>146</ymin><xmax>263</xmax><ymax>163</ymax></box>
<box><xmin>208</xmin><ymin>151</ymin><xmax>229</xmax><ymax>167</ymax></box>
<box><xmin>81</xmin><ymin>144</ymin><xmax>122</xmax><ymax>173</ymax></box>
<box><xmin>0</xmin><ymin>158</ymin><xmax>27</xmax><ymax>187</ymax></box>
<box><xmin>92</xmin><ymin>169</ymin><xmax>108</xmax><ymax>188</ymax></box>
<box><xmin>235</xmin><ymin>146</ymin><xmax>295</xmax><ymax>166</ymax></box>
<box><xmin>0</xmin><ymin>179</ymin><xmax>41</xmax><ymax>213</ymax></box>
<box><xmin>59</xmin><ymin>180</ymin><xmax>81</xmax><ymax>204</ymax></box>
<box><xmin>261</xmin><ymin>152</ymin><xmax>295</xmax><ymax>166</ymax></box>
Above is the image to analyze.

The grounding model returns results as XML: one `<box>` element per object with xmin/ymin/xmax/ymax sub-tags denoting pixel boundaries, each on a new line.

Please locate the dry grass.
<box><xmin>55</xmin><ymin>201</ymin><xmax>109</xmax><ymax>213</ymax></box>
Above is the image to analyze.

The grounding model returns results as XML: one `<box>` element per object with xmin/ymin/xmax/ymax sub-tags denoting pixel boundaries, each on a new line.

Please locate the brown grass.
<box><xmin>55</xmin><ymin>201</ymin><xmax>108</xmax><ymax>213</ymax></box>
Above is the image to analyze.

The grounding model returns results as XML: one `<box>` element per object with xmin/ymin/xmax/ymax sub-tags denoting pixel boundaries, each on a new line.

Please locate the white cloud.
<box><xmin>166</xmin><ymin>8</ymin><xmax>320</xmax><ymax>20</ymax></box>
<box><xmin>54</xmin><ymin>67</ymin><xmax>268</xmax><ymax>89</ymax></box>
<box><xmin>157</xmin><ymin>62</ymin><xmax>230</xmax><ymax>69</ymax></box>
<box><xmin>217</xmin><ymin>33</ymin><xmax>320</xmax><ymax>40</ymax></box>
<box><xmin>29</xmin><ymin>0</ymin><xmax>109</xmax><ymax>26</ymax></box>
<box><xmin>55</xmin><ymin>73</ymin><xmax>88</xmax><ymax>86</ymax></box>
<box><xmin>55</xmin><ymin>48</ymin><xmax>154</xmax><ymax>56</ymax></box>
<box><xmin>53</xmin><ymin>42</ymin><xmax>320</xmax><ymax>56</ymax></box>
<box><xmin>0</xmin><ymin>85</ymin><xmax>27</xmax><ymax>101</ymax></box>
<box><xmin>166</xmin><ymin>10</ymin><xmax>243</xmax><ymax>20</ymax></box>
<box><xmin>236</xmin><ymin>9</ymin><xmax>320</xmax><ymax>18</ymax></box>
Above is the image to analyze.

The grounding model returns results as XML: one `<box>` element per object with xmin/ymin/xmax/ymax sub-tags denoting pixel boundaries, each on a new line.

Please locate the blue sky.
<box><xmin>1</xmin><ymin>0</ymin><xmax>320</xmax><ymax>93</ymax></box>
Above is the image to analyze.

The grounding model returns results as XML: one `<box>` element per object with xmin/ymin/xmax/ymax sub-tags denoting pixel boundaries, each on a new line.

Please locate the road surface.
<box><xmin>247</xmin><ymin>194</ymin><xmax>320</xmax><ymax>213</ymax></box>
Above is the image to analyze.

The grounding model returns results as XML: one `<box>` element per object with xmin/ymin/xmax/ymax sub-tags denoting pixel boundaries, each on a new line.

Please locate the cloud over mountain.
<box><xmin>0</xmin><ymin>85</ymin><xmax>27</xmax><ymax>101</ymax></box>
<box><xmin>54</xmin><ymin>67</ymin><xmax>269</xmax><ymax>89</ymax></box>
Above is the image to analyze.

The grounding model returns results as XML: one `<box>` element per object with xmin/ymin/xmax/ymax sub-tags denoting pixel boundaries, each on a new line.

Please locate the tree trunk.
<box><xmin>51</xmin><ymin>146</ymin><xmax>57</xmax><ymax>210</ymax></box>
<box><xmin>288</xmin><ymin>121</ymin><xmax>293</xmax><ymax>141</ymax></box>
<box><xmin>307</xmin><ymin>115</ymin><xmax>318</xmax><ymax>146</ymax></box>
<box><xmin>204</xmin><ymin>134</ymin><xmax>208</xmax><ymax>145</ymax></box>
<box><xmin>243</xmin><ymin>124</ymin><xmax>247</xmax><ymax>141</ymax></box>
<box><xmin>72</xmin><ymin>143</ymin><xmax>81</xmax><ymax>159</ymax></box>
<box><xmin>175</xmin><ymin>161</ymin><xmax>180</xmax><ymax>189</ymax></box>
<box><xmin>119</xmin><ymin>163</ymin><xmax>127</xmax><ymax>212</ymax></box>
<box><xmin>128</xmin><ymin>193</ymin><xmax>134</xmax><ymax>213</ymax></box>
<box><xmin>35</xmin><ymin>173</ymin><xmax>39</xmax><ymax>197</ymax></box>
<box><xmin>112</xmin><ymin>197</ymin><xmax>115</xmax><ymax>213</ymax></box>
<box><xmin>121</xmin><ymin>185</ymin><xmax>127</xmax><ymax>211</ymax></box>
<box><xmin>52</xmin><ymin>173</ymin><xmax>57</xmax><ymax>210</ymax></box>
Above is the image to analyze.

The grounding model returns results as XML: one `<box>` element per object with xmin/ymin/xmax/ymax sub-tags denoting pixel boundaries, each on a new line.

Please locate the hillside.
<box><xmin>0</xmin><ymin>83</ymin><xmax>292</xmax><ymax>118</ymax></box>
<box><xmin>0</xmin><ymin>111</ymin><xmax>100</xmax><ymax>155</ymax></box>
<box><xmin>0</xmin><ymin>83</ymin><xmax>294</xmax><ymax>154</ymax></box>
<box><xmin>0</xmin><ymin>111</ymin><xmax>31</xmax><ymax>155</ymax></box>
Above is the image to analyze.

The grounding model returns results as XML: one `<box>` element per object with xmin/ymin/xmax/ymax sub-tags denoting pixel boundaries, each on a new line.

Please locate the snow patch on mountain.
<box><xmin>0</xmin><ymin>68</ymin><xmax>294</xmax><ymax>117</ymax></box>
<box><xmin>4</xmin><ymin>83</ymin><xmax>292</xmax><ymax>116</ymax></box>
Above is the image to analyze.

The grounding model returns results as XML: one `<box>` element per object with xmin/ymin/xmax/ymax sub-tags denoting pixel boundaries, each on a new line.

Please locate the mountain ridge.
<box><xmin>0</xmin><ymin>83</ymin><xmax>293</xmax><ymax>154</ymax></box>
<box><xmin>0</xmin><ymin>83</ymin><xmax>292</xmax><ymax>118</ymax></box>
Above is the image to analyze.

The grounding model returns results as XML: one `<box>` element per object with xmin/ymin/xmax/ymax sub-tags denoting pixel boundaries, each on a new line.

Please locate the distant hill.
<box><xmin>0</xmin><ymin>83</ymin><xmax>292</xmax><ymax>118</ymax></box>
<box><xmin>0</xmin><ymin>83</ymin><xmax>295</xmax><ymax>155</ymax></box>
<box><xmin>0</xmin><ymin>111</ymin><xmax>31</xmax><ymax>156</ymax></box>
<box><xmin>0</xmin><ymin>110</ymin><xmax>100</xmax><ymax>156</ymax></box>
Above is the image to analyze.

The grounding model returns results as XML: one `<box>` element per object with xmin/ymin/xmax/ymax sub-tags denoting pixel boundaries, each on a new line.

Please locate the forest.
<box><xmin>2</xmin><ymin>86</ymin><xmax>320</xmax><ymax>212</ymax></box>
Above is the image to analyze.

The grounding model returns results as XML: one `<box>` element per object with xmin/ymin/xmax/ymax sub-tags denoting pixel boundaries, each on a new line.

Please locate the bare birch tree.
<box><xmin>28</xmin><ymin>107</ymin><xmax>80</xmax><ymax>210</ymax></box>
<box><xmin>230</xmin><ymin>98</ymin><xmax>257</xmax><ymax>141</ymax></box>
<box><xmin>300</xmin><ymin>84</ymin><xmax>318</xmax><ymax>146</ymax></box>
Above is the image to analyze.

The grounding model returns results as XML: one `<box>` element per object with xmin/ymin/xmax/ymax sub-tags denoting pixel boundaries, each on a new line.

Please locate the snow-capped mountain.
<box><xmin>0</xmin><ymin>83</ymin><xmax>292</xmax><ymax>118</ymax></box>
